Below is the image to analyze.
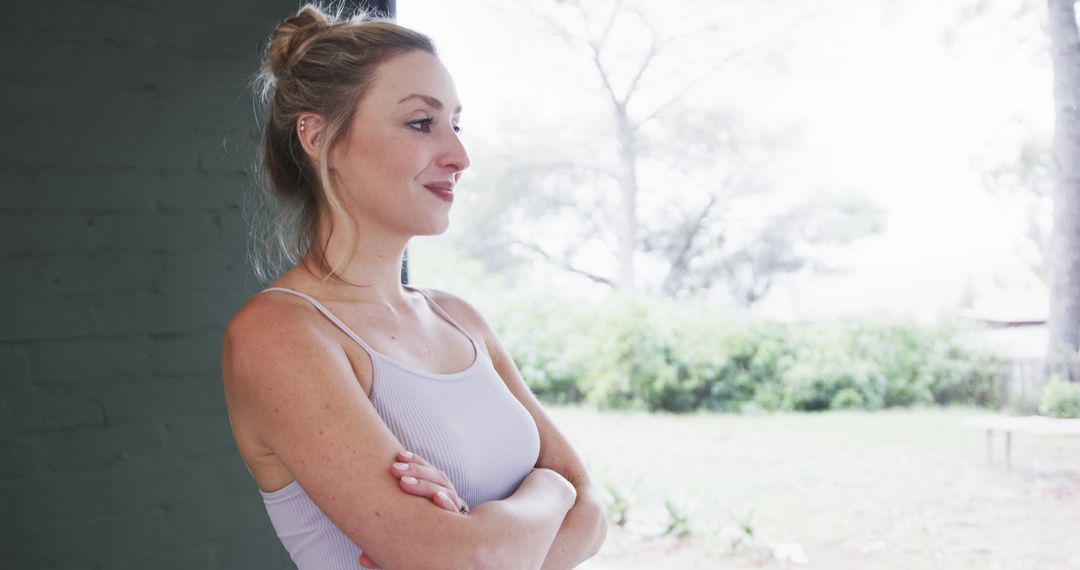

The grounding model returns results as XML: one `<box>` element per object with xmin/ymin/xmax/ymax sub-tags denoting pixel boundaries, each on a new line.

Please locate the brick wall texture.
<box><xmin>2</xmin><ymin>2</ymin><xmax>302</xmax><ymax>567</ymax></box>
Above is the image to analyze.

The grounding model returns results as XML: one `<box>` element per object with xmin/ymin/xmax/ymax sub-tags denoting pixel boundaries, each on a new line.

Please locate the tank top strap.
<box><xmin>401</xmin><ymin>284</ymin><xmax>479</xmax><ymax>346</ymax></box>
<box><xmin>258</xmin><ymin>287</ymin><xmax>380</xmax><ymax>358</ymax></box>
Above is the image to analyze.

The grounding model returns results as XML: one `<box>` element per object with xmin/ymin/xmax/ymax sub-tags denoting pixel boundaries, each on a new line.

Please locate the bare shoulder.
<box><xmin>226</xmin><ymin>287</ymin><xmax>326</xmax><ymax>327</ymax></box>
<box><xmin>221</xmin><ymin>290</ymin><xmax>341</xmax><ymax>386</ymax></box>
<box><xmin>225</xmin><ymin>289</ymin><xmax>322</xmax><ymax>334</ymax></box>
<box><xmin>224</xmin><ymin>290</ymin><xmax>308</xmax><ymax>345</ymax></box>
<box><xmin>419</xmin><ymin>287</ymin><xmax>502</xmax><ymax>352</ymax></box>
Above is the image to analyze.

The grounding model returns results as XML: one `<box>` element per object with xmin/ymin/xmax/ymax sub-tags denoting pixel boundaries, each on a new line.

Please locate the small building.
<box><xmin>954</xmin><ymin>308</ymin><xmax>1079</xmax><ymax>412</ymax></box>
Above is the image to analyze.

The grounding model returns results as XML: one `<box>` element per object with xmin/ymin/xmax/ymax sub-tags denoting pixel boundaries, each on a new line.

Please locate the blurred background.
<box><xmin>3</xmin><ymin>0</ymin><xmax>1079</xmax><ymax>568</ymax></box>
<box><xmin>402</xmin><ymin>0</ymin><xmax>1048</xmax><ymax>319</ymax></box>
<box><xmin>396</xmin><ymin>3</ymin><xmax>1080</xmax><ymax>567</ymax></box>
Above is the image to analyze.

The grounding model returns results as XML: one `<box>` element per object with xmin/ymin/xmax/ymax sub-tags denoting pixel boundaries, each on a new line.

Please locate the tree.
<box><xmin>1045</xmin><ymin>0</ymin><xmax>1080</xmax><ymax>362</ymax></box>
<box><xmin>980</xmin><ymin>134</ymin><xmax>1054</xmax><ymax>281</ymax></box>
<box><xmin>467</xmin><ymin>0</ymin><xmax>883</xmax><ymax>302</ymax></box>
<box><xmin>952</xmin><ymin>0</ymin><xmax>1053</xmax><ymax>288</ymax></box>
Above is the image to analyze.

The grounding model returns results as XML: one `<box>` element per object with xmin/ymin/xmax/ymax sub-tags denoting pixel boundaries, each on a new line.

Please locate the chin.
<box><xmin>416</xmin><ymin>219</ymin><xmax>450</xmax><ymax>237</ymax></box>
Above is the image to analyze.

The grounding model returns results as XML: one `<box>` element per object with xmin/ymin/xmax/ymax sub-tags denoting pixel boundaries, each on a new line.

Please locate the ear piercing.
<box><xmin>299</xmin><ymin>118</ymin><xmax>307</xmax><ymax>133</ymax></box>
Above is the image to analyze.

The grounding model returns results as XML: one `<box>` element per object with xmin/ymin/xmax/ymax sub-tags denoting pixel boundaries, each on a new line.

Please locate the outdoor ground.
<box><xmin>545</xmin><ymin>406</ymin><xmax>1080</xmax><ymax>570</ymax></box>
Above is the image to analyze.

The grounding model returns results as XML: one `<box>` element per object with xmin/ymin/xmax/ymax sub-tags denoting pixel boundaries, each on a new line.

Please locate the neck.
<box><xmin>296</xmin><ymin>222</ymin><xmax>415</xmax><ymax>307</ymax></box>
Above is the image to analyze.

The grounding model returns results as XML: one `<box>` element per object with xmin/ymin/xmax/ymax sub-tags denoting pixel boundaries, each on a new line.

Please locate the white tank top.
<box><xmin>254</xmin><ymin>284</ymin><xmax>542</xmax><ymax>569</ymax></box>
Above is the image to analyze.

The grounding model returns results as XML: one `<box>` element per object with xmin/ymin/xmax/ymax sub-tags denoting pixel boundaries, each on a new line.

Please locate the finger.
<box><xmin>391</xmin><ymin>452</ymin><xmax>462</xmax><ymax>498</ymax></box>
<box><xmin>390</xmin><ymin>461</ymin><xmax>453</xmax><ymax>489</ymax></box>
<box><xmin>396</xmin><ymin>450</ymin><xmax>433</xmax><ymax>468</ymax></box>
<box><xmin>434</xmin><ymin>489</ymin><xmax>460</xmax><ymax>512</ymax></box>
<box><xmin>398</xmin><ymin>476</ymin><xmax>463</xmax><ymax>513</ymax></box>
<box><xmin>358</xmin><ymin>552</ymin><xmax>379</xmax><ymax>568</ymax></box>
<box><xmin>397</xmin><ymin>450</ymin><xmax>451</xmax><ymax>473</ymax></box>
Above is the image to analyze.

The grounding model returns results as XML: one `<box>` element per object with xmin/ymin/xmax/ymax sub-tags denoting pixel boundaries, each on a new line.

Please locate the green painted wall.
<box><xmin>2</xmin><ymin>2</ymin><xmax>300</xmax><ymax>567</ymax></box>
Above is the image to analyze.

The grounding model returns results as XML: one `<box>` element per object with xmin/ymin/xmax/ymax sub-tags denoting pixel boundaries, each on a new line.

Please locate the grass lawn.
<box><xmin>545</xmin><ymin>406</ymin><xmax>1080</xmax><ymax>570</ymax></box>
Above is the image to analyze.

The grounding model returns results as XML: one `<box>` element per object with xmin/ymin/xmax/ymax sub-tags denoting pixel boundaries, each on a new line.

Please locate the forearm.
<box><xmin>467</xmin><ymin>467</ymin><xmax>577</xmax><ymax>570</ymax></box>
<box><xmin>540</xmin><ymin>483</ymin><xmax>608</xmax><ymax>570</ymax></box>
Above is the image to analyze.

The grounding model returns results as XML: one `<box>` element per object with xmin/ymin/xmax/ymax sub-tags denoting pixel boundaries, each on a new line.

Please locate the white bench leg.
<box><xmin>1005</xmin><ymin>431</ymin><xmax>1012</xmax><ymax>470</ymax></box>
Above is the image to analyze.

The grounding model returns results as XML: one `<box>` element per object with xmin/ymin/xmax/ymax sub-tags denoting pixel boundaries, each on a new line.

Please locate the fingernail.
<box><xmin>437</xmin><ymin>490</ymin><xmax>449</xmax><ymax>502</ymax></box>
<box><xmin>403</xmin><ymin>476</ymin><xmax>418</xmax><ymax>485</ymax></box>
<box><xmin>393</xmin><ymin>462</ymin><xmax>410</xmax><ymax>471</ymax></box>
<box><xmin>401</xmin><ymin>451</ymin><xmax>414</xmax><ymax>458</ymax></box>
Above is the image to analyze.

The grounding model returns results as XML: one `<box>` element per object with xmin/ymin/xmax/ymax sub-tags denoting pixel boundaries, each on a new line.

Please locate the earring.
<box><xmin>299</xmin><ymin>118</ymin><xmax>306</xmax><ymax>133</ymax></box>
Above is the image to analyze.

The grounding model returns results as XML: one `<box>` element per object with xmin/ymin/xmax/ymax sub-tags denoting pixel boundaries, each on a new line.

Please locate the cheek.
<box><xmin>363</xmin><ymin>133</ymin><xmax>427</xmax><ymax>179</ymax></box>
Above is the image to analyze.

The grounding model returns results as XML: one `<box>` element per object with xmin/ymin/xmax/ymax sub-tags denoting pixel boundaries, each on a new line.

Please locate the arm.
<box><xmin>499</xmin><ymin>362</ymin><xmax>608</xmax><ymax>570</ymax></box>
<box><xmin>221</xmin><ymin>298</ymin><xmax>576</xmax><ymax>570</ymax></box>
<box><xmin>427</xmin><ymin>289</ymin><xmax>609</xmax><ymax>569</ymax></box>
<box><xmin>362</xmin><ymin>452</ymin><xmax>578</xmax><ymax>569</ymax></box>
<box><xmin>539</xmin><ymin>484</ymin><xmax>607</xmax><ymax>570</ymax></box>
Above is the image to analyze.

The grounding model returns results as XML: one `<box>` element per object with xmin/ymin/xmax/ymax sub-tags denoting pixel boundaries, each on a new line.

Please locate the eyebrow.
<box><xmin>397</xmin><ymin>93</ymin><xmax>462</xmax><ymax>114</ymax></box>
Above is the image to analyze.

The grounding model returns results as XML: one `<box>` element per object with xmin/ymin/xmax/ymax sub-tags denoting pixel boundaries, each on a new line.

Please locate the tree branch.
<box><xmin>589</xmin><ymin>0</ymin><xmax>620</xmax><ymax>51</ymax></box>
<box><xmin>622</xmin><ymin>37</ymin><xmax>659</xmax><ymax>108</ymax></box>
<box><xmin>630</xmin><ymin>52</ymin><xmax>740</xmax><ymax>133</ymax></box>
<box><xmin>513</xmin><ymin>239</ymin><xmax>616</xmax><ymax>288</ymax></box>
<box><xmin>661</xmin><ymin>194</ymin><xmax>718</xmax><ymax>293</ymax></box>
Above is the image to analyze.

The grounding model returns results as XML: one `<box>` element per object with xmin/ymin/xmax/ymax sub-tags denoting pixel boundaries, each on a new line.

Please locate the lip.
<box><xmin>423</xmin><ymin>182</ymin><xmax>454</xmax><ymax>202</ymax></box>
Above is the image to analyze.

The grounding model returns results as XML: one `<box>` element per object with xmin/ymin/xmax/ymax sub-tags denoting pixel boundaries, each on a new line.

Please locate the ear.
<box><xmin>296</xmin><ymin>113</ymin><xmax>329</xmax><ymax>169</ymax></box>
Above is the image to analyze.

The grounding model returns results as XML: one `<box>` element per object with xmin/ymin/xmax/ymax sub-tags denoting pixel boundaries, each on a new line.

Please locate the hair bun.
<box><xmin>267</xmin><ymin>5</ymin><xmax>333</xmax><ymax>80</ymax></box>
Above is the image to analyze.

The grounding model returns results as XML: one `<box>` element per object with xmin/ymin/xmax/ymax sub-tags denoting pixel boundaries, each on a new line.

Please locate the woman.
<box><xmin>220</xmin><ymin>4</ymin><xmax>607</xmax><ymax>569</ymax></box>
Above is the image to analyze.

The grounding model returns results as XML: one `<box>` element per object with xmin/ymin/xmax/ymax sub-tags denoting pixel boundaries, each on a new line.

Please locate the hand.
<box><xmin>389</xmin><ymin>450</ymin><xmax>470</xmax><ymax>514</ymax></box>
<box><xmin>357</xmin><ymin>450</ymin><xmax>469</xmax><ymax>568</ymax></box>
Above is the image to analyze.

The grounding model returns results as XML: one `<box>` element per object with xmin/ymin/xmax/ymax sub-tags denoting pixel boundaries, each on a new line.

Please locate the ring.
<box><xmin>458</xmin><ymin>501</ymin><xmax>470</xmax><ymax>515</ymax></box>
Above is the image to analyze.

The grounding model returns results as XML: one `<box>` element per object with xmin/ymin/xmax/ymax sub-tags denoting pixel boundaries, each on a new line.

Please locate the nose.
<box><xmin>437</xmin><ymin>128</ymin><xmax>470</xmax><ymax>174</ymax></box>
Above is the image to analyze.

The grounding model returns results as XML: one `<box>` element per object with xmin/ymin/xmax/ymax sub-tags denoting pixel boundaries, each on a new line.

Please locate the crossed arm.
<box><xmin>360</xmin><ymin>450</ymin><xmax>602</xmax><ymax>569</ymax></box>
<box><xmin>362</xmin><ymin>288</ymin><xmax>608</xmax><ymax>569</ymax></box>
<box><xmin>222</xmin><ymin>290</ymin><xmax>606</xmax><ymax>570</ymax></box>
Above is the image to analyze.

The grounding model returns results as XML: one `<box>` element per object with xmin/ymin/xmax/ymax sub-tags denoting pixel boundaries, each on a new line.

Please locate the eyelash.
<box><xmin>408</xmin><ymin>118</ymin><xmax>463</xmax><ymax>134</ymax></box>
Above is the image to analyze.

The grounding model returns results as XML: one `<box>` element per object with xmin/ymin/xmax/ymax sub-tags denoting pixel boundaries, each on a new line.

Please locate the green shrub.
<box><xmin>1039</xmin><ymin>375</ymin><xmax>1080</xmax><ymax>419</ymax></box>
<box><xmin>581</xmin><ymin>295</ymin><xmax>713</xmax><ymax>412</ymax></box>
<box><xmin>831</xmin><ymin>387</ymin><xmax>865</xmax><ymax>409</ymax></box>
<box><xmin>497</xmin><ymin>292</ymin><xmax>592</xmax><ymax>404</ymax></box>
<box><xmin>487</xmin><ymin>290</ymin><xmax>998</xmax><ymax>413</ymax></box>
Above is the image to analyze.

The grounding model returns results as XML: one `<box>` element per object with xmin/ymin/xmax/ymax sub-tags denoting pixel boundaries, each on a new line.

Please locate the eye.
<box><xmin>407</xmin><ymin>117</ymin><xmax>434</xmax><ymax>133</ymax></box>
<box><xmin>452</xmin><ymin>122</ymin><xmax>463</xmax><ymax>134</ymax></box>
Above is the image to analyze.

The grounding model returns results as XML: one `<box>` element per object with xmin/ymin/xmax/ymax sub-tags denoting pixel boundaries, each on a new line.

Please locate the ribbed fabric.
<box><xmin>254</xmin><ymin>284</ymin><xmax>541</xmax><ymax>570</ymax></box>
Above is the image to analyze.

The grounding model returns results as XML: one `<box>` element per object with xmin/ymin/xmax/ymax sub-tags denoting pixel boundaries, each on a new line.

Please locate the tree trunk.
<box><xmin>615</xmin><ymin>104</ymin><xmax>638</xmax><ymax>292</ymax></box>
<box><xmin>1046</xmin><ymin>0</ymin><xmax>1080</xmax><ymax>363</ymax></box>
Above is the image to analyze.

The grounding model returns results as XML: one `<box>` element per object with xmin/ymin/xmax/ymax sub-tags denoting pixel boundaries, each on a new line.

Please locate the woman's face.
<box><xmin>328</xmin><ymin>50</ymin><xmax>470</xmax><ymax>237</ymax></box>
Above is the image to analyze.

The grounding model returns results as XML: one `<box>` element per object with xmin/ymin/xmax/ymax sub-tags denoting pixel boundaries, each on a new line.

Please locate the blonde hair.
<box><xmin>248</xmin><ymin>2</ymin><xmax>435</xmax><ymax>284</ymax></box>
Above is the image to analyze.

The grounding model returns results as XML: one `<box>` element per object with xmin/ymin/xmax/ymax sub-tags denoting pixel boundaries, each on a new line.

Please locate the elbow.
<box><xmin>469</xmin><ymin>543</ymin><xmax>503</xmax><ymax>570</ymax></box>
<box><xmin>397</xmin><ymin>540</ymin><xmax>505</xmax><ymax>570</ymax></box>
<box><xmin>584</xmin><ymin>494</ymin><xmax>609</xmax><ymax>558</ymax></box>
<box><xmin>470</xmin><ymin>542</ymin><xmax>526</xmax><ymax>570</ymax></box>
<box><xmin>566</xmin><ymin>486</ymin><xmax>608</xmax><ymax>561</ymax></box>
<box><xmin>592</xmin><ymin>506</ymin><xmax>609</xmax><ymax>557</ymax></box>
<box><xmin>471</xmin><ymin>534</ymin><xmax>550</xmax><ymax>570</ymax></box>
<box><xmin>594</xmin><ymin>517</ymin><xmax>609</xmax><ymax>558</ymax></box>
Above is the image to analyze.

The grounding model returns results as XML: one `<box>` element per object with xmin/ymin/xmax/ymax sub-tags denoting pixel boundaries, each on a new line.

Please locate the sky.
<box><xmin>399</xmin><ymin>0</ymin><xmax>1054</xmax><ymax>323</ymax></box>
